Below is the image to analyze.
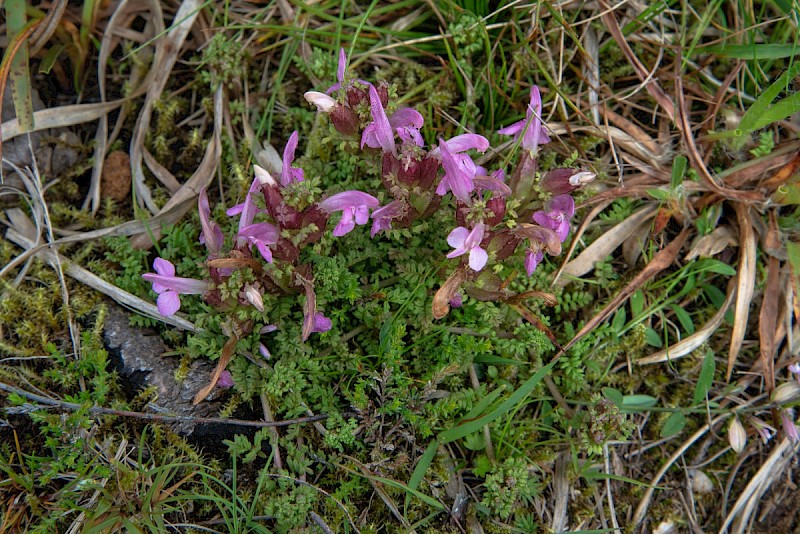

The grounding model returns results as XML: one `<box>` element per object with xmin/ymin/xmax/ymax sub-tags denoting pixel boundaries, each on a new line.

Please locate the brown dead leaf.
<box><xmin>759</xmin><ymin>213</ymin><xmax>783</xmax><ymax>392</ymax></box>
<box><xmin>193</xmin><ymin>334</ymin><xmax>238</xmax><ymax>405</ymax></box>
<box><xmin>599</xmin><ymin>0</ymin><xmax>674</xmax><ymax>120</ymax></box>
<box><xmin>728</xmin><ymin>203</ymin><xmax>757</xmax><ymax>380</ymax></box>
<box><xmin>433</xmin><ymin>267</ymin><xmax>466</xmax><ymax>319</ymax></box>
<box><xmin>562</xmin><ymin>228</ymin><xmax>690</xmax><ymax>354</ymax></box>
<box><xmin>557</xmin><ymin>204</ymin><xmax>658</xmax><ymax>286</ymax></box>
<box><xmin>685</xmin><ymin>225</ymin><xmax>737</xmax><ymax>261</ymax></box>
<box><xmin>638</xmin><ymin>280</ymin><xmax>735</xmax><ymax>365</ymax></box>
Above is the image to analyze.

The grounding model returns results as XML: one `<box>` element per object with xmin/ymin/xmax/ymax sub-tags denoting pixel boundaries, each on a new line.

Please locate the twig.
<box><xmin>0</xmin><ymin>382</ymin><xmax>327</xmax><ymax>429</ymax></box>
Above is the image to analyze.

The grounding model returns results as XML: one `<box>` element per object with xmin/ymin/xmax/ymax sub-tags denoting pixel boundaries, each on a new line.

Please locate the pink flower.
<box><xmin>532</xmin><ymin>195</ymin><xmax>575</xmax><ymax>242</ymax></box>
<box><xmin>432</xmin><ymin>134</ymin><xmax>490</xmax><ymax>203</ymax></box>
<box><xmin>318</xmin><ymin>190</ymin><xmax>380</xmax><ymax>237</ymax></box>
<box><xmin>370</xmin><ymin>200</ymin><xmax>406</xmax><ymax>238</ymax></box>
<box><xmin>142</xmin><ymin>258</ymin><xmax>210</xmax><ymax>316</ymax></box>
<box><xmin>217</xmin><ymin>370</ymin><xmax>234</xmax><ymax>389</ymax></box>
<box><xmin>311</xmin><ymin>312</ymin><xmax>332</xmax><ymax>334</ymax></box>
<box><xmin>280</xmin><ymin>131</ymin><xmax>305</xmax><ymax>187</ymax></box>
<box><xmin>447</xmin><ymin>223</ymin><xmax>488</xmax><ymax>271</ymax></box>
<box><xmin>238</xmin><ymin>222</ymin><xmax>279</xmax><ymax>262</ymax></box>
<box><xmin>326</xmin><ymin>48</ymin><xmax>348</xmax><ymax>94</ymax></box>
<box><xmin>498</xmin><ymin>85</ymin><xmax>551</xmax><ymax>154</ymax></box>
<box><xmin>361</xmin><ymin>84</ymin><xmax>397</xmax><ymax>156</ymax></box>
<box><xmin>525</xmin><ymin>250</ymin><xmax>544</xmax><ymax>276</ymax></box>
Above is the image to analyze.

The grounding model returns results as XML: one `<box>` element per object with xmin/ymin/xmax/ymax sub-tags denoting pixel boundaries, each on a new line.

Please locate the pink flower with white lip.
<box><xmin>446</xmin><ymin>223</ymin><xmax>488</xmax><ymax>271</ymax></box>
<box><xmin>498</xmin><ymin>85</ymin><xmax>551</xmax><ymax>154</ymax></box>
<box><xmin>280</xmin><ymin>131</ymin><xmax>305</xmax><ymax>187</ymax></box>
<box><xmin>318</xmin><ymin>190</ymin><xmax>380</xmax><ymax>237</ymax></box>
<box><xmin>532</xmin><ymin>195</ymin><xmax>575</xmax><ymax>242</ymax></box>
<box><xmin>142</xmin><ymin>258</ymin><xmax>211</xmax><ymax>316</ymax></box>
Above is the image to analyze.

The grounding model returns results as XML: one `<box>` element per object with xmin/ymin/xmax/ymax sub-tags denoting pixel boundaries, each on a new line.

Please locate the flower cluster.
<box><xmin>142</xmin><ymin>48</ymin><xmax>596</xmax><ymax>374</ymax></box>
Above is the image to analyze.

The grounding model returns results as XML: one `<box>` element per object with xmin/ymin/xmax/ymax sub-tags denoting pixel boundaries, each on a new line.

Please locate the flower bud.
<box><xmin>304</xmin><ymin>91</ymin><xmax>336</xmax><ymax>112</ymax></box>
<box><xmin>781</xmin><ymin>408</ymin><xmax>799</xmax><ymax>442</ymax></box>
<box><xmin>217</xmin><ymin>370</ymin><xmax>234</xmax><ymax>389</ymax></box>
<box><xmin>330</xmin><ymin>105</ymin><xmax>360</xmax><ymax>136</ymax></box>
<box><xmin>244</xmin><ymin>285</ymin><xmax>264</xmax><ymax>312</ymax></box>
<box><xmin>771</xmin><ymin>381</ymin><xmax>800</xmax><ymax>404</ymax></box>
<box><xmin>728</xmin><ymin>417</ymin><xmax>746</xmax><ymax>453</ymax></box>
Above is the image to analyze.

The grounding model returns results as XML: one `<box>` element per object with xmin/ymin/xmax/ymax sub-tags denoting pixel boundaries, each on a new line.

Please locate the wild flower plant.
<box><xmin>142</xmin><ymin>48</ymin><xmax>595</xmax><ymax>391</ymax></box>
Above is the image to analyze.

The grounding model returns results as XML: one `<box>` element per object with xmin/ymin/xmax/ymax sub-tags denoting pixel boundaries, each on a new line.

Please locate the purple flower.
<box><xmin>435</xmin><ymin>138</ymin><xmax>477</xmax><ymax>203</ymax></box>
<box><xmin>280</xmin><ymin>131</ymin><xmax>305</xmax><ymax>187</ymax></box>
<box><xmin>238</xmin><ymin>222</ymin><xmax>279</xmax><ymax>262</ymax></box>
<box><xmin>361</xmin><ymin>84</ymin><xmax>397</xmax><ymax>155</ymax></box>
<box><xmin>198</xmin><ymin>188</ymin><xmax>224</xmax><ymax>253</ymax></box>
<box><xmin>514</xmin><ymin>224</ymin><xmax>562</xmax><ymax>276</ymax></box>
<box><xmin>311</xmin><ymin>312</ymin><xmax>332</xmax><ymax>334</ymax></box>
<box><xmin>789</xmin><ymin>362</ymin><xmax>800</xmax><ymax>383</ymax></box>
<box><xmin>217</xmin><ymin>370</ymin><xmax>234</xmax><ymax>389</ymax></box>
<box><xmin>318</xmin><ymin>190</ymin><xmax>380</xmax><ymax>237</ymax></box>
<box><xmin>142</xmin><ymin>258</ymin><xmax>210</xmax><ymax>316</ymax></box>
<box><xmin>525</xmin><ymin>250</ymin><xmax>544</xmax><ymax>276</ymax></box>
<box><xmin>447</xmin><ymin>223</ymin><xmax>488</xmax><ymax>271</ymax></box>
<box><xmin>370</xmin><ymin>200</ymin><xmax>406</xmax><ymax>237</ymax></box>
<box><xmin>498</xmin><ymin>85</ymin><xmax>551</xmax><ymax>154</ymax></box>
<box><xmin>532</xmin><ymin>195</ymin><xmax>575</xmax><ymax>242</ymax></box>
<box><xmin>751</xmin><ymin>417</ymin><xmax>775</xmax><ymax>444</ymax></box>
<box><xmin>326</xmin><ymin>48</ymin><xmax>348</xmax><ymax>94</ymax></box>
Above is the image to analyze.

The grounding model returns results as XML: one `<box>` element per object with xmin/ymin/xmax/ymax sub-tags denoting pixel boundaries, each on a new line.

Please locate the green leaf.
<box><xmin>620</xmin><ymin>394</ymin><xmax>658</xmax><ymax>412</ymax></box>
<box><xmin>439</xmin><ymin>362</ymin><xmax>555</xmax><ymax>443</ymax></box>
<box><xmin>602</xmin><ymin>387</ymin><xmax>624</xmax><ymax>406</ymax></box>
<box><xmin>611</xmin><ymin>308</ymin><xmax>626</xmax><ymax>334</ymax></box>
<box><xmin>644</xmin><ymin>327</ymin><xmax>662</xmax><ymax>347</ymax></box>
<box><xmin>749</xmin><ymin>91</ymin><xmax>800</xmax><ymax>131</ymax></box>
<box><xmin>406</xmin><ymin>440</ymin><xmax>438</xmax><ymax>514</ymax></box>
<box><xmin>671</xmin><ymin>155</ymin><xmax>687</xmax><ymax>189</ymax></box>
<box><xmin>646</xmin><ymin>188</ymin><xmax>673</xmax><ymax>201</ymax></box>
<box><xmin>670</xmin><ymin>304</ymin><xmax>695</xmax><ymax>335</ymax></box>
<box><xmin>693</xmin><ymin>258</ymin><xmax>736</xmax><ymax>276</ymax></box>
<box><xmin>693</xmin><ymin>350</ymin><xmax>716</xmax><ymax>405</ymax></box>
<box><xmin>4</xmin><ymin>0</ymin><xmax>35</xmax><ymax>132</ymax></box>
<box><xmin>704</xmin><ymin>43</ymin><xmax>800</xmax><ymax>59</ymax></box>
<box><xmin>734</xmin><ymin>61</ymin><xmax>800</xmax><ymax>148</ymax></box>
<box><xmin>630</xmin><ymin>290</ymin><xmax>645</xmax><ymax>318</ymax></box>
<box><xmin>660</xmin><ymin>411</ymin><xmax>687</xmax><ymax>437</ymax></box>
<box><xmin>372</xmin><ymin>475</ymin><xmax>446</xmax><ymax>511</ymax></box>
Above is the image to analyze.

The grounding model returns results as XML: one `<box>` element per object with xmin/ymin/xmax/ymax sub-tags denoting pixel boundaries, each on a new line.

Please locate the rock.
<box><xmin>102</xmin><ymin>303</ymin><xmax>224</xmax><ymax>435</ymax></box>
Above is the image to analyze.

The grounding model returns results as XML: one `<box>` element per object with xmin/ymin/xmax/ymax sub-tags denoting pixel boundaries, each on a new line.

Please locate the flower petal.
<box><xmin>364</xmin><ymin>84</ymin><xmax>396</xmax><ymax>155</ymax></box>
<box><xmin>157</xmin><ymin>290</ymin><xmax>181</xmax><ymax>316</ymax></box>
<box><xmin>446</xmin><ymin>226</ymin><xmax>469</xmax><ymax>249</ymax></box>
<box><xmin>318</xmin><ymin>190</ymin><xmax>380</xmax><ymax>212</ymax></box>
<box><xmin>468</xmin><ymin>247</ymin><xmax>488</xmax><ymax>271</ymax></box>
<box><xmin>389</xmin><ymin>108</ymin><xmax>424</xmax><ymax>129</ymax></box>
<box><xmin>549</xmin><ymin>194</ymin><xmax>575</xmax><ymax>217</ymax></box>
<box><xmin>153</xmin><ymin>257</ymin><xmax>175</xmax><ymax>277</ymax></box>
